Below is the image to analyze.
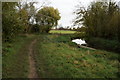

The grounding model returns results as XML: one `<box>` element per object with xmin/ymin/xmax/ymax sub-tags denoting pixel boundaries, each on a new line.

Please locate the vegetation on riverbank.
<box><xmin>86</xmin><ymin>37</ymin><xmax>120</xmax><ymax>53</ymax></box>
<box><xmin>34</xmin><ymin>34</ymin><xmax>119</xmax><ymax>78</ymax></box>
<box><xmin>74</xmin><ymin>1</ymin><xmax>120</xmax><ymax>53</ymax></box>
<box><xmin>74</xmin><ymin>1</ymin><xmax>120</xmax><ymax>41</ymax></box>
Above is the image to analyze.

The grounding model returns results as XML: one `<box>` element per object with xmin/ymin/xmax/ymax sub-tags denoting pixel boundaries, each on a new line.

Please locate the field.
<box><xmin>3</xmin><ymin>34</ymin><xmax>119</xmax><ymax>78</ymax></box>
<box><xmin>49</xmin><ymin>30</ymin><xmax>76</xmax><ymax>34</ymax></box>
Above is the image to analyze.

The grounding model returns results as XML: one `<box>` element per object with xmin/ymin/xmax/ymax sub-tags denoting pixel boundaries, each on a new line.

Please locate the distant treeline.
<box><xmin>53</xmin><ymin>27</ymin><xmax>80</xmax><ymax>31</ymax></box>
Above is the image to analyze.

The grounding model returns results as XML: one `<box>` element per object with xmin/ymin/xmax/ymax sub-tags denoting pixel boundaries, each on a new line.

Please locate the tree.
<box><xmin>17</xmin><ymin>2</ymin><xmax>37</xmax><ymax>33</ymax></box>
<box><xmin>2</xmin><ymin>2</ymin><xmax>23</xmax><ymax>42</ymax></box>
<box><xmin>74</xmin><ymin>1</ymin><xmax>120</xmax><ymax>41</ymax></box>
<box><xmin>36</xmin><ymin>7</ymin><xmax>61</xmax><ymax>33</ymax></box>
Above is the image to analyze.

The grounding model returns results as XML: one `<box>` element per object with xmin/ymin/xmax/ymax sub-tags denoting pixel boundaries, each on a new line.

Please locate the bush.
<box><xmin>67</xmin><ymin>42</ymin><xmax>78</xmax><ymax>48</ymax></box>
<box><xmin>86</xmin><ymin>37</ymin><xmax>120</xmax><ymax>53</ymax></box>
<box><xmin>54</xmin><ymin>35</ymin><xmax>79</xmax><ymax>48</ymax></box>
<box><xmin>71</xmin><ymin>32</ymin><xmax>86</xmax><ymax>40</ymax></box>
<box><xmin>30</xmin><ymin>24</ymin><xmax>40</xmax><ymax>33</ymax></box>
<box><xmin>54</xmin><ymin>35</ymin><xmax>71</xmax><ymax>43</ymax></box>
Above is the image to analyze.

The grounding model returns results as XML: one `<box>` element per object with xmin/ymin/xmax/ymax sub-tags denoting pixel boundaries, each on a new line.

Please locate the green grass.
<box><xmin>49</xmin><ymin>30</ymin><xmax>76</xmax><ymax>34</ymax></box>
<box><xmin>2</xmin><ymin>34</ymin><xmax>37</xmax><ymax>78</ymax></box>
<box><xmin>34</xmin><ymin>34</ymin><xmax>119</xmax><ymax>78</ymax></box>
<box><xmin>2</xmin><ymin>34</ymin><xmax>119</xmax><ymax>78</ymax></box>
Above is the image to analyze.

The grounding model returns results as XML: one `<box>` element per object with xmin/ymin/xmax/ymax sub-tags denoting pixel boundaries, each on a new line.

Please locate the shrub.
<box><xmin>86</xmin><ymin>37</ymin><xmax>120</xmax><ymax>53</ymax></box>
<box><xmin>71</xmin><ymin>32</ymin><xmax>86</xmax><ymax>40</ymax></box>
<box><xmin>54</xmin><ymin>35</ymin><xmax>71</xmax><ymax>43</ymax></box>
<box><xmin>30</xmin><ymin>24</ymin><xmax>40</xmax><ymax>33</ymax></box>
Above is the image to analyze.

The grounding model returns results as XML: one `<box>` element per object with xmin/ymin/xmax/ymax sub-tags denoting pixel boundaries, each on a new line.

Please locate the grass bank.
<box><xmin>34</xmin><ymin>34</ymin><xmax>119</xmax><ymax>78</ymax></box>
<box><xmin>2</xmin><ymin>34</ymin><xmax>37</xmax><ymax>78</ymax></box>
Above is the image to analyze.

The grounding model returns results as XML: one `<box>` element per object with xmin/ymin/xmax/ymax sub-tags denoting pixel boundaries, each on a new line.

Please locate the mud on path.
<box><xmin>28</xmin><ymin>39</ymin><xmax>38</xmax><ymax>78</ymax></box>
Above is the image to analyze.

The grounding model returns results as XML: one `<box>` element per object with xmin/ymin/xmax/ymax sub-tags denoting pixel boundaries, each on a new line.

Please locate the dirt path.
<box><xmin>28</xmin><ymin>39</ymin><xmax>38</xmax><ymax>78</ymax></box>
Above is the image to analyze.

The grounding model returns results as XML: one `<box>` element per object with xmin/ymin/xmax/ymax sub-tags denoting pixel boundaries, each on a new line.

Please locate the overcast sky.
<box><xmin>49</xmin><ymin>0</ymin><xmax>92</xmax><ymax>28</ymax></box>
<box><xmin>34</xmin><ymin>0</ymin><xmax>119</xmax><ymax>28</ymax></box>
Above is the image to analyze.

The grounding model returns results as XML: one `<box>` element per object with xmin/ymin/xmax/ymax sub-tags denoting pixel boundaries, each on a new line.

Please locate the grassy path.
<box><xmin>2</xmin><ymin>35</ymin><xmax>37</xmax><ymax>78</ymax></box>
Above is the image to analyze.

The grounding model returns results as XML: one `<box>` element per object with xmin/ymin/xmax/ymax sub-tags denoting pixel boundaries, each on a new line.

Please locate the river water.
<box><xmin>72</xmin><ymin>39</ymin><xmax>86</xmax><ymax>45</ymax></box>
